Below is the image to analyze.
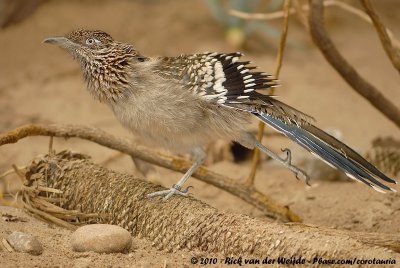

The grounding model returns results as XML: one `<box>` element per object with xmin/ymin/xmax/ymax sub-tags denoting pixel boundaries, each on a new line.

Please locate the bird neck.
<box><xmin>80</xmin><ymin>43</ymin><xmax>137</xmax><ymax>103</ymax></box>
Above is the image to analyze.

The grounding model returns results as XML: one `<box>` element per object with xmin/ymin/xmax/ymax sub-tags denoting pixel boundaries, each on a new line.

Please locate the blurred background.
<box><xmin>0</xmin><ymin>0</ymin><xmax>399</xmax><ymax>232</ymax></box>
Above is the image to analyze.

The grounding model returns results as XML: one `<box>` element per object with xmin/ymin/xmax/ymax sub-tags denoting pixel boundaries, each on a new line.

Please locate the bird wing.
<box><xmin>155</xmin><ymin>52</ymin><xmax>314</xmax><ymax>126</ymax></box>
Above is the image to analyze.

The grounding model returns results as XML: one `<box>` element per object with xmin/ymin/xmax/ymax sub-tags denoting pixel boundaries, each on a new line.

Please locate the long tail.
<box><xmin>256</xmin><ymin>112</ymin><xmax>397</xmax><ymax>193</ymax></box>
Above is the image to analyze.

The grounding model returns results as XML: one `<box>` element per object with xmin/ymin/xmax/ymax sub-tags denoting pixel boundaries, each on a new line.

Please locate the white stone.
<box><xmin>71</xmin><ymin>224</ymin><xmax>132</xmax><ymax>253</ymax></box>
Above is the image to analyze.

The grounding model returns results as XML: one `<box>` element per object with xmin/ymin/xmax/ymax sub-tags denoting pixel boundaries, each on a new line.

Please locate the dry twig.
<box><xmin>247</xmin><ymin>0</ymin><xmax>291</xmax><ymax>185</ymax></box>
<box><xmin>308</xmin><ymin>0</ymin><xmax>400</xmax><ymax>128</ymax></box>
<box><xmin>0</xmin><ymin>123</ymin><xmax>300</xmax><ymax>222</ymax></box>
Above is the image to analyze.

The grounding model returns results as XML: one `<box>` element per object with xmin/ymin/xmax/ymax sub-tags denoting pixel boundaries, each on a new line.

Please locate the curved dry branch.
<box><xmin>0</xmin><ymin>123</ymin><xmax>300</xmax><ymax>222</ymax></box>
<box><xmin>21</xmin><ymin>151</ymin><xmax>400</xmax><ymax>258</ymax></box>
<box><xmin>308</xmin><ymin>0</ymin><xmax>400</xmax><ymax>128</ymax></box>
<box><xmin>360</xmin><ymin>0</ymin><xmax>400</xmax><ymax>73</ymax></box>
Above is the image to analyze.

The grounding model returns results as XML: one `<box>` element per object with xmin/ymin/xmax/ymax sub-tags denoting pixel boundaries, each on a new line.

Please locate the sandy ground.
<box><xmin>0</xmin><ymin>0</ymin><xmax>400</xmax><ymax>267</ymax></box>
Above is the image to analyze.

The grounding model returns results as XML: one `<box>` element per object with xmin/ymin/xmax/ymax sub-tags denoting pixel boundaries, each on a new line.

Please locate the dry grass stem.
<box><xmin>247</xmin><ymin>0</ymin><xmax>291</xmax><ymax>185</ymax></box>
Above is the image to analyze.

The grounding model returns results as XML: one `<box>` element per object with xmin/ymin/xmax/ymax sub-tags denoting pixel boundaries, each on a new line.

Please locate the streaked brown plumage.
<box><xmin>43</xmin><ymin>29</ymin><xmax>396</xmax><ymax>199</ymax></box>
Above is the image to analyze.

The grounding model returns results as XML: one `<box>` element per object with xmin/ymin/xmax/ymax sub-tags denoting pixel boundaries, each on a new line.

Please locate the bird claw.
<box><xmin>295</xmin><ymin>169</ymin><xmax>311</xmax><ymax>186</ymax></box>
<box><xmin>280</xmin><ymin>148</ymin><xmax>311</xmax><ymax>186</ymax></box>
<box><xmin>181</xmin><ymin>185</ymin><xmax>194</xmax><ymax>194</ymax></box>
<box><xmin>147</xmin><ymin>184</ymin><xmax>193</xmax><ymax>201</ymax></box>
<box><xmin>281</xmin><ymin>148</ymin><xmax>292</xmax><ymax>164</ymax></box>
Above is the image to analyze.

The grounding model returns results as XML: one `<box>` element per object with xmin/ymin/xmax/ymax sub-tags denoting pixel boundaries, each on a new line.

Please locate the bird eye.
<box><xmin>86</xmin><ymin>38</ymin><xmax>101</xmax><ymax>45</ymax></box>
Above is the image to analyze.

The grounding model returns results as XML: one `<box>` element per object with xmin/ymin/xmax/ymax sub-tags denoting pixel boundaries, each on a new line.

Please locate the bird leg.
<box><xmin>255</xmin><ymin>141</ymin><xmax>310</xmax><ymax>185</ymax></box>
<box><xmin>147</xmin><ymin>148</ymin><xmax>206</xmax><ymax>200</ymax></box>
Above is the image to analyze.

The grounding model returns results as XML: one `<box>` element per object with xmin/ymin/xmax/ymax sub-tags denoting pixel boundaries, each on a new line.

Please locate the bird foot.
<box><xmin>281</xmin><ymin>148</ymin><xmax>310</xmax><ymax>185</ymax></box>
<box><xmin>147</xmin><ymin>184</ymin><xmax>193</xmax><ymax>201</ymax></box>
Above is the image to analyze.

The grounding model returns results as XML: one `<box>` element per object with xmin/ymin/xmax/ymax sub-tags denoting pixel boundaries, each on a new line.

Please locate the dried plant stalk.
<box><xmin>21</xmin><ymin>150</ymin><xmax>400</xmax><ymax>258</ymax></box>
<box><xmin>247</xmin><ymin>0</ymin><xmax>291</xmax><ymax>185</ymax></box>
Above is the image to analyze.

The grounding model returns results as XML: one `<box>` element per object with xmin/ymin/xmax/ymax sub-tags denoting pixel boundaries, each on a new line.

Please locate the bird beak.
<box><xmin>43</xmin><ymin>36</ymin><xmax>68</xmax><ymax>45</ymax></box>
<box><xmin>43</xmin><ymin>36</ymin><xmax>75</xmax><ymax>49</ymax></box>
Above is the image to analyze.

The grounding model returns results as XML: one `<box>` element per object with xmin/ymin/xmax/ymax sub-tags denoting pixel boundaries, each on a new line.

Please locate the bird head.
<box><xmin>43</xmin><ymin>29</ymin><xmax>138</xmax><ymax>102</ymax></box>
<box><xmin>43</xmin><ymin>29</ymin><xmax>138</xmax><ymax>65</ymax></box>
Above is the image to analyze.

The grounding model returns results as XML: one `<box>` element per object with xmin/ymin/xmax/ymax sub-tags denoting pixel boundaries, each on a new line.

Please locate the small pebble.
<box><xmin>6</xmin><ymin>231</ymin><xmax>43</xmax><ymax>255</ymax></box>
<box><xmin>71</xmin><ymin>224</ymin><xmax>131</xmax><ymax>253</ymax></box>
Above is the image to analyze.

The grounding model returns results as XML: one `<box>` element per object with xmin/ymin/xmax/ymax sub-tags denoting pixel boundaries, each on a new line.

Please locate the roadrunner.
<box><xmin>44</xmin><ymin>29</ymin><xmax>396</xmax><ymax>199</ymax></box>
